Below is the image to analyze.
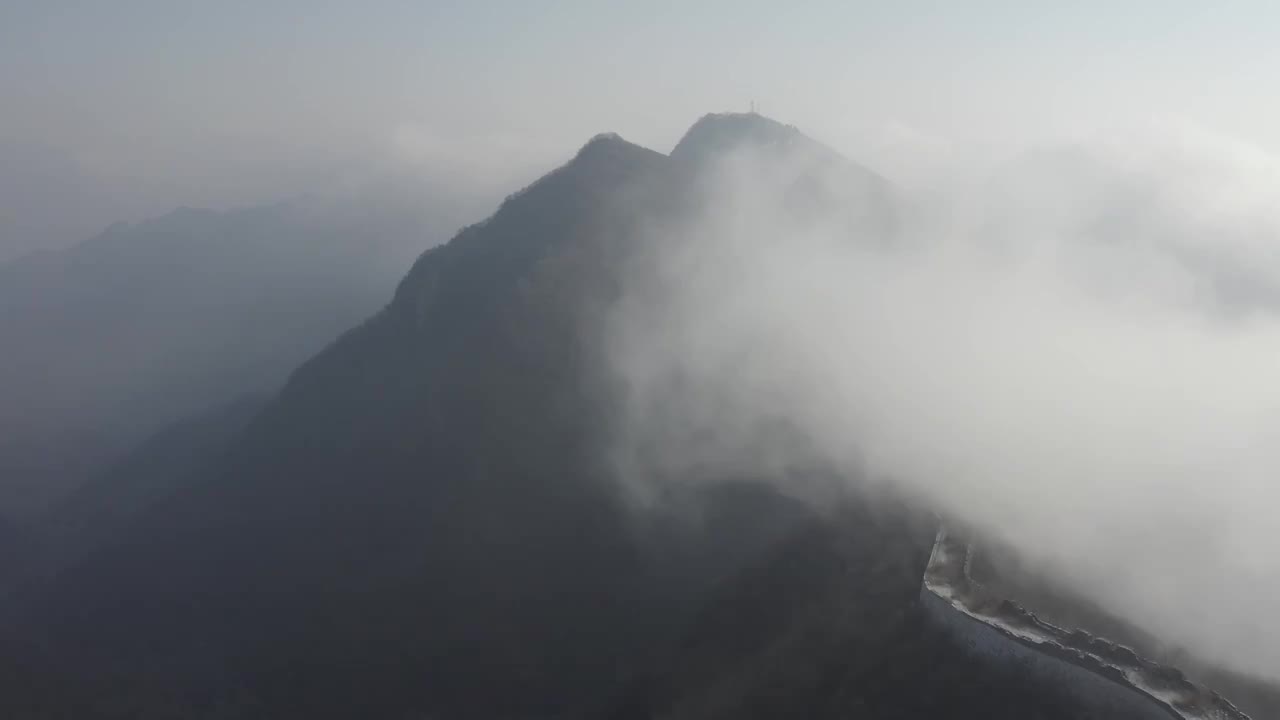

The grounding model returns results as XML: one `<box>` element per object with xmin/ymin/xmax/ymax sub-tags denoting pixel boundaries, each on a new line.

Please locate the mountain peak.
<box><xmin>487</xmin><ymin>131</ymin><xmax>663</xmax><ymax>213</ymax></box>
<box><xmin>670</xmin><ymin>112</ymin><xmax>803</xmax><ymax>161</ymax></box>
<box><xmin>568</xmin><ymin>131</ymin><xmax>659</xmax><ymax>168</ymax></box>
<box><xmin>579</xmin><ymin>131</ymin><xmax>627</xmax><ymax>149</ymax></box>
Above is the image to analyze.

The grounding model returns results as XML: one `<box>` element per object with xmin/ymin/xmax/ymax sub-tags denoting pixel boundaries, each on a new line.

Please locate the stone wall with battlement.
<box><xmin>920</xmin><ymin>528</ymin><xmax>1249</xmax><ymax>720</ymax></box>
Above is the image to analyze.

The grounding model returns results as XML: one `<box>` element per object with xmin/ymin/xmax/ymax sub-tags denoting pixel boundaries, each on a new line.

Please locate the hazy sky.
<box><xmin>4</xmin><ymin>1</ymin><xmax>1280</xmax><ymax>257</ymax></box>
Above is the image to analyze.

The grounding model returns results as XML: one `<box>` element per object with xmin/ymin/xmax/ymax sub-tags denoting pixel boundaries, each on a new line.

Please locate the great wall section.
<box><xmin>920</xmin><ymin>527</ymin><xmax>1251</xmax><ymax>720</ymax></box>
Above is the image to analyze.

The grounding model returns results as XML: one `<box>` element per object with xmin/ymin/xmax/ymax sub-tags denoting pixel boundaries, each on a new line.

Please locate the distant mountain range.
<box><xmin>0</xmin><ymin>194</ymin><xmax>472</xmax><ymax>516</ymax></box>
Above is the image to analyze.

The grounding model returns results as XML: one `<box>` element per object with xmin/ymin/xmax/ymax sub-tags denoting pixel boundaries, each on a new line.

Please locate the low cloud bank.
<box><xmin>606</xmin><ymin>128</ymin><xmax>1280</xmax><ymax>678</ymax></box>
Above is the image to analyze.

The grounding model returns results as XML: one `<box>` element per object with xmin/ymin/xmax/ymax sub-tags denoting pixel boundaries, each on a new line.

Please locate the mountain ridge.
<box><xmin>9</xmin><ymin>112</ymin><xmax>900</xmax><ymax>719</ymax></box>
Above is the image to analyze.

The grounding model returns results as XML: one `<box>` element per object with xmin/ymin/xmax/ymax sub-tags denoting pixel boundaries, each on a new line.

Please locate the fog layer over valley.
<box><xmin>607</xmin><ymin>121</ymin><xmax>1280</xmax><ymax>681</ymax></box>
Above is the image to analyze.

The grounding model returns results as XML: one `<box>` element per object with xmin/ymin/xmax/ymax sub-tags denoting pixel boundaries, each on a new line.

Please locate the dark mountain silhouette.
<box><xmin>0</xmin><ymin>113</ymin><xmax>1168</xmax><ymax>719</ymax></box>
<box><xmin>0</xmin><ymin>196</ymin><xmax>460</xmax><ymax>516</ymax></box>
<box><xmin>0</xmin><ymin>114</ymin><xmax>892</xmax><ymax>718</ymax></box>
